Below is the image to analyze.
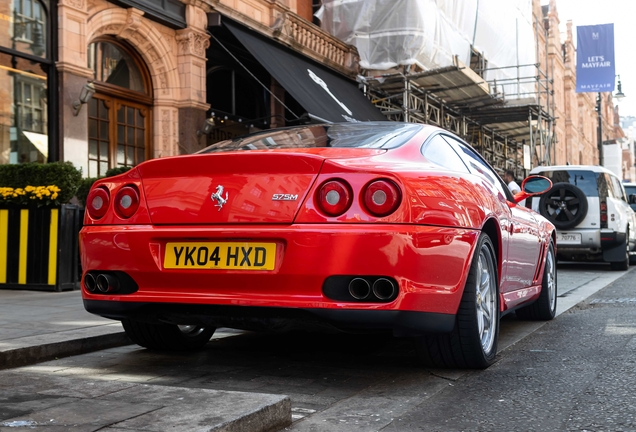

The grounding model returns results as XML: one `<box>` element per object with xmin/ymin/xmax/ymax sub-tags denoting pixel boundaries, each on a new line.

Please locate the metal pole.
<box><xmin>529</xmin><ymin>111</ymin><xmax>534</xmax><ymax>167</ymax></box>
<box><xmin>403</xmin><ymin>77</ymin><xmax>410</xmax><ymax>123</ymax></box>
<box><xmin>597</xmin><ymin>92</ymin><xmax>603</xmax><ymax>166</ymax></box>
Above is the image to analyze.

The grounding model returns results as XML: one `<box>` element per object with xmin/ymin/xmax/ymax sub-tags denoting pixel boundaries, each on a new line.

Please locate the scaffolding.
<box><xmin>362</xmin><ymin>15</ymin><xmax>555</xmax><ymax>176</ymax></box>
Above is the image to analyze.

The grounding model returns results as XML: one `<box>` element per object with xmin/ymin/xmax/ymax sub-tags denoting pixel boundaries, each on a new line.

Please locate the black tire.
<box><xmin>122</xmin><ymin>319</ymin><xmax>215</xmax><ymax>351</ymax></box>
<box><xmin>516</xmin><ymin>240</ymin><xmax>557</xmax><ymax>320</ymax></box>
<box><xmin>414</xmin><ymin>233</ymin><xmax>500</xmax><ymax>369</ymax></box>
<box><xmin>538</xmin><ymin>183</ymin><xmax>588</xmax><ymax>230</ymax></box>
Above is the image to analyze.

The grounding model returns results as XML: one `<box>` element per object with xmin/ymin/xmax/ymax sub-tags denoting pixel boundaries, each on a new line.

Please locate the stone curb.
<box><xmin>0</xmin><ymin>326</ymin><xmax>131</xmax><ymax>370</ymax></box>
<box><xmin>0</xmin><ymin>373</ymin><xmax>292</xmax><ymax>432</ymax></box>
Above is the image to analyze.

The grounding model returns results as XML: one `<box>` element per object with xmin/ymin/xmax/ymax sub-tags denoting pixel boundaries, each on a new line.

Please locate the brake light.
<box><xmin>362</xmin><ymin>179</ymin><xmax>401</xmax><ymax>217</ymax></box>
<box><xmin>316</xmin><ymin>179</ymin><xmax>352</xmax><ymax>216</ymax></box>
<box><xmin>600</xmin><ymin>201</ymin><xmax>608</xmax><ymax>228</ymax></box>
<box><xmin>114</xmin><ymin>185</ymin><xmax>140</xmax><ymax>218</ymax></box>
<box><xmin>87</xmin><ymin>187</ymin><xmax>110</xmax><ymax>219</ymax></box>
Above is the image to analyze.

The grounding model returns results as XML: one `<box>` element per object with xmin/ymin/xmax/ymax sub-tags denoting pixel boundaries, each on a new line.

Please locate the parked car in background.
<box><xmin>623</xmin><ymin>182</ymin><xmax>636</xmax><ymax>212</ymax></box>
<box><xmin>80</xmin><ymin>122</ymin><xmax>556</xmax><ymax>369</ymax></box>
<box><xmin>529</xmin><ymin>165</ymin><xmax>636</xmax><ymax>270</ymax></box>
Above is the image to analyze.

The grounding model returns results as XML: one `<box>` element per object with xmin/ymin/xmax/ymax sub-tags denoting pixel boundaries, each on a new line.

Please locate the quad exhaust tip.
<box><xmin>95</xmin><ymin>273</ymin><xmax>120</xmax><ymax>293</ymax></box>
<box><xmin>373</xmin><ymin>278</ymin><xmax>396</xmax><ymax>300</ymax></box>
<box><xmin>349</xmin><ymin>277</ymin><xmax>371</xmax><ymax>300</ymax></box>
<box><xmin>84</xmin><ymin>273</ymin><xmax>97</xmax><ymax>292</ymax></box>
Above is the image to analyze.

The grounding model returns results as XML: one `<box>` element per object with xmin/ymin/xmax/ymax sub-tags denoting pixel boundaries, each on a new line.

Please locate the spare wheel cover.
<box><xmin>538</xmin><ymin>182</ymin><xmax>589</xmax><ymax>230</ymax></box>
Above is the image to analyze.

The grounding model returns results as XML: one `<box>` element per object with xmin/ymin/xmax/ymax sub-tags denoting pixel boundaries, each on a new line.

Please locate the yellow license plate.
<box><xmin>164</xmin><ymin>242</ymin><xmax>276</xmax><ymax>270</ymax></box>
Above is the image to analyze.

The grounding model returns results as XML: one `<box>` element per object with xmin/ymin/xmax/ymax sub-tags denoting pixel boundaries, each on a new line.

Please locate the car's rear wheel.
<box><xmin>516</xmin><ymin>240</ymin><xmax>557</xmax><ymax>320</ymax></box>
<box><xmin>538</xmin><ymin>183</ymin><xmax>588</xmax><ymax>230</ymax></box>
<box><xmin>122</xmin><ymin>319</ymin><xmax>215</xmax><ymax>351</ymax></box>
<box><xmin>414</xmin><ymin>233</ymin><xmax>499</xmax><ymax>369</ymax></box>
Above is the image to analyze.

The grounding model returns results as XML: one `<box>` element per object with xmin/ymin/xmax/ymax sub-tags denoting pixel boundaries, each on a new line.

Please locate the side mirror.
<box><xmin>629</xmin><ymin>194</ymin><xmax>636</xmax><ymax>205</ymax></box>
<box><xmin>512</xmin><ymin>175</ymin><xmax>553</xmax><ymax>204</ymax></box>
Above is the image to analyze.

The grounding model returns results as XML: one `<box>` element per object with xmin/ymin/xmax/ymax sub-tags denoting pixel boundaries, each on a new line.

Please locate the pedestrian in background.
<box><xmin>504</xmin><ymin>170</ymin><xmax>521</xmax><ymax>195</ymax></box>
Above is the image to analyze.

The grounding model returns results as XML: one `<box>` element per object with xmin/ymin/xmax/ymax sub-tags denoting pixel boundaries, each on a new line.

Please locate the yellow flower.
<box><xmin>25</xmin><ymin>186</ymin><xmax>35</xmax><ymax>192</ymax></box>
<box><xmin>51</xmin><ymin>193</ymin><xmax>58</xmax><ymax>200</ymax></box>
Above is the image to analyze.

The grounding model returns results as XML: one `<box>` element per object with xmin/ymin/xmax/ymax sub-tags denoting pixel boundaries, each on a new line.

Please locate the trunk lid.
<box><xmin>138</xmin><ymin>150</ymin><xmax>382</xmax><ymax>224</ymax></box>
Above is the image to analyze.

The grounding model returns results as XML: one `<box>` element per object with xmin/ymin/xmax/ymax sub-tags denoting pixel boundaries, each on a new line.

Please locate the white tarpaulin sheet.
<box><xmin>316</xmin><ymin>0</ymin><xmax>536</xmax><ymax>99</ymax></box>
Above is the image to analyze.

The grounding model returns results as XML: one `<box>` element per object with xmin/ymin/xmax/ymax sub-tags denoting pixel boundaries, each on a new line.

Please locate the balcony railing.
<box><xmin>209</xmin><ymin>0</ymin><xmax>359</xmax><ymax>77</ymax></box>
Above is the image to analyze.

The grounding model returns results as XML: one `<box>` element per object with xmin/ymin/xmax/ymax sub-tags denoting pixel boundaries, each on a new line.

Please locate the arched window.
<box><xmin>88</xmin><ymin>41</ymin><xmax>147</xmax><ymax>94</ymax></box>
<box><xmin>85</xmin><ymin>39</ymin><xmax>152</xmax><ymax>178</ymax></box>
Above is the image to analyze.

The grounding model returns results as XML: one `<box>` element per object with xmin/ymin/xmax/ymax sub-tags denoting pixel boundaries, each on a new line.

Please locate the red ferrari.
<box><xmin>81</xmin><ymin>122</ymin><xmax>556</xmax><ymax>369</ymax></box>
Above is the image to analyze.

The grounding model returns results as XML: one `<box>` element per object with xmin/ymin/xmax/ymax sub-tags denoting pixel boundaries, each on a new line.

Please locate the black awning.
<box><xmin>224</xmin><ymin>21</ymin><xmax>386</xmax><ymax>123</ymax></box>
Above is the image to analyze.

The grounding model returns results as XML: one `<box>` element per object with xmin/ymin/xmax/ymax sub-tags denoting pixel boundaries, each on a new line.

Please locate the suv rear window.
<box><xmin>536</xmin><ymin>170</ymin><xmax>600</xmax><ymax>197</ymax></box>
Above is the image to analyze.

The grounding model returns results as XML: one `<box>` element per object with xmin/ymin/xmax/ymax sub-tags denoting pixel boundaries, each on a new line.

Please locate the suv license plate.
<box><xmin>557</xmin><ymin>233</ymin><xmax>581</xmax><ymax>245</ymax></box>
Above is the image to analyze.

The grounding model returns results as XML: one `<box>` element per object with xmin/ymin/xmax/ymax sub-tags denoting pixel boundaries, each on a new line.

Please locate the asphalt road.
<box><xmin>14</xmin><ymin>263</ymin><xmax>636</xmax><ymax>431</ymax></box>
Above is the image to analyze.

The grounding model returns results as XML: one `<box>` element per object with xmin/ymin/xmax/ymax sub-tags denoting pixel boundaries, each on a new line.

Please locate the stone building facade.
<box><xmin>1</xmin><ymin>0</ymin><xmax>362</xmax><ymax>176</ymax></box>
<box><xmin>537</xmin><ymin>0</ymin><xmax>624</xmax><ymax>167</ymax></box>
<box><xmin>1</xmin><ymin>0</ymin><xmax>627</xmax><ymax>177</ymax></box>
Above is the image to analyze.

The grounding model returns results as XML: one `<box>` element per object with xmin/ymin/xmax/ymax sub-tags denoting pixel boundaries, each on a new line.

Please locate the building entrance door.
<box><xmin>87</xmin><ymin>95</ymin><xmax>149</xmax><ymax>178</ymax></box>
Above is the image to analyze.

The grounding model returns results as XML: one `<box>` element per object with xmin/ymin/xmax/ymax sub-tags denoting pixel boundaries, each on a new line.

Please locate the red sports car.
<box><xmin>81</xmin><ymin>122</ymin><xmax>556</xmax><ymax>369</ymax></box>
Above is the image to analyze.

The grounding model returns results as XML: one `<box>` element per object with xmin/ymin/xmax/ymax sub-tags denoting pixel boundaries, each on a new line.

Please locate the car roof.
<box><xmin>530</xmin><ymin>165</ymin><xmax>617</xmax><ymax>175</ymax></box>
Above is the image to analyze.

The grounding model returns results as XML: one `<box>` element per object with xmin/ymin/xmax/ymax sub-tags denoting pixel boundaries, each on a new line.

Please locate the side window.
<box><xmin>421</xmin><ymin>134</ymin><xmax>469</xmax><ymax>172</ymax></box>
<box><xmin>602</xmin><ymin>174</ymin><xmax>615</xmax><ymax>199</ymax></box>
<box><xmin>442</xmin><ymin>135</ymin><xmax>512</xmax><ymax>200</ymax></box>
<box><xmin>611</xmin><ymin>176</ymin><xmax>626</xmax><ymax>201</ymax></box>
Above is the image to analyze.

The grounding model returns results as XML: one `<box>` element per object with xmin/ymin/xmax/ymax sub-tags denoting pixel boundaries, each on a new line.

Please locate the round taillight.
<box><xmin>87</xmin><ymin>187</ymin><xmax>110</xmax><ymax>219</ymax></box>
<box><xmin>114</xmin><ymin>186</ymin><xmax>140</xmax><ymax>218</ymax></box>
<box><xmin>317</xmin><ymin>180</ymin><xmax>352</xmax><ymax>216</ymax></box>
<box><xmin>363</xmin><ymin>179</ymin><xmax>401</xmax><ymax>217</ymax></box>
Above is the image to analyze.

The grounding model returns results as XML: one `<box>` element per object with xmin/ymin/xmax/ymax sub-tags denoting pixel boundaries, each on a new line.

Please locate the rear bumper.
<box><xmin>84</xmin><ymin>300</ymin><xmax>456</xmax><ymax>336</ymax></box>
<box><xmin>556</xmin><ymin>228</ymin><xmax>601</xmax><ymax>250</ymax></box>
<box><xmin>557</xmin><ymin>229</ymin><xmax>625</xmax><ymax>254</ymax></box>
<box><xmin>80</xmin><ymin>224</ymin><xmax>479</xmax><ymax>316</ymax></box>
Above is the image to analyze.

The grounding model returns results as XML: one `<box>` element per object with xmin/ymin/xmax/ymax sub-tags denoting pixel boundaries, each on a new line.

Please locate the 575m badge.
<box><xmin>272</xmin><ymin>194</ymin><xmax>298</xmax><ymax>201</ymax></box>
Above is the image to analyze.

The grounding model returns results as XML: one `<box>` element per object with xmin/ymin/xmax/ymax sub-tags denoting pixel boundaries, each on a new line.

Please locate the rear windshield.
<box><xmin>536</xmin><ymin>170</ymin><xmax>600</xmax><ymax>197</ymax></box>
<box><xmin>198</xmin><ymin>123</ymin><xmax>421</xmax><ymax>154</ymax></box>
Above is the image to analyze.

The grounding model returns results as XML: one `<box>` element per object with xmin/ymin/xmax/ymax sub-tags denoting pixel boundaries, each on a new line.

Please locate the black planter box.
<box><xmin>0</xmin><ymin>204</ymin><xmax>81</xmax><ymax>291</ymax></box>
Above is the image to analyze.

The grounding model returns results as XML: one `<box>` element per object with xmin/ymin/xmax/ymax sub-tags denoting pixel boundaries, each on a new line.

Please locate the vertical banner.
<box><xmin>576</xmin><ymin>24</ymin><xmax>615</xmax><ymax>93</ymax></box>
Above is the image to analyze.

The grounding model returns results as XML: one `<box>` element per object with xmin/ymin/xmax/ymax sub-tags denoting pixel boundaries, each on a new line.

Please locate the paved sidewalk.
<box><xmin>0</xmin><ymin>265</ymin><xmax>627</xmax><ymax>432</ymax></box>
<box><xmin>0</xmin><ymin>289</ymin><xmax>128</xmax><ymax>370</ymax></box>
<box><xmin>0</xmin><ymin>289</ymin><xmax>292</xmax><ymax>431</ymax></box>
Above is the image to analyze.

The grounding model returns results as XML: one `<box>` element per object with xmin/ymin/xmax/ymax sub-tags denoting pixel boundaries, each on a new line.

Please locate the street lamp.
<box><xmin>597</xmin><ymin>75</ymin><xmax>627</xmax><ymax>166</ymax></box>
<box><xmin>615</xmin><ymin>75</ymin><xmax>626</xmax><ymax>100</ymax></box>
<box><xmin>72</xmin><ymin>83</ymin><xmax>96</xmax><ymax>116</ymax></box>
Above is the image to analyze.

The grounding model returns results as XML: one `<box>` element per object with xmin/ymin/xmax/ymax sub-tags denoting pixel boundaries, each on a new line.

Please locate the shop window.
<box><xmin>0</xmin><ymin>53</ymin><xmax>48</xmax><ymax>164</ymax></box>
<box><xmin>0</xmin><ymin>0</ymin><xmax>52</xmax><ymax>165</ymax></box>
<box><xmin>16</xmin><ymin>76</ymin><xmax>47</xmax><ymax>133</ymax></box>
<box><xmin>1</xmin><ymin>0</ymin><xmax>49</xmax><ymax>59</ymax></box>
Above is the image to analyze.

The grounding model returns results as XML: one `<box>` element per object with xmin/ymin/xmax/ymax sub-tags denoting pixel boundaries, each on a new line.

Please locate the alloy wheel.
<box><xmin>475</xmin><ymin>244</ymin><xmax>497</xmax><ymax>355</ymax></box>
<box><xmin>545</xmin><ymin>247</ymin><xmax>556</xmax><ymax>312</ymax></box>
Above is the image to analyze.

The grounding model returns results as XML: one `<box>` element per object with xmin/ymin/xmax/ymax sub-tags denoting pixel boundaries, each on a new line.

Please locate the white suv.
<box><xmin>528</xmin><ymin>165</ymin><xmax>636</xmax><ymax>270</ymax></box>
